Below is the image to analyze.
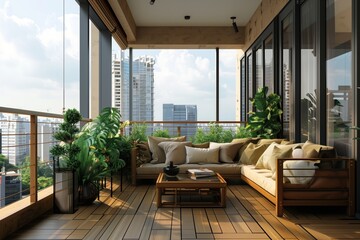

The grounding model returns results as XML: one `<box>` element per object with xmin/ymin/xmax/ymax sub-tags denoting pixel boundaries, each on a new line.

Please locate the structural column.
<box><xmin>79</xmin><ymin>0</ymin><xmax>90</xmax><ymax>118</ymax></box>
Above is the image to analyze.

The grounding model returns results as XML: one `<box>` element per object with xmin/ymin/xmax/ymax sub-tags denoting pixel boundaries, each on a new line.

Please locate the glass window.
<box><xmin>240</xmin><ymin>57</ymin><xmax>246</xmax><ymax>122</ymax></box>
<box><xmin>264</xmin><ymin>34</ymin><xmax>274</xmax><ymax>93</ymax></box>
<box><xmin>300</xmin><ymin>0</ymin><xmax>317</xmax><ymax>142</ymax></box>
<box><xmin>0</xmin><ymin>1</ymin><xmax>79</xmax><ymax>113</ymax></box>
<box><xmin>255</xmin><ymin>47</ymin><xmax>263</xmax><ymax>90</ymax></box>
<box><xmin>281</xmin><ymin>12</ymin><xmax>294</xmax><ymax>141</ymax></box>
<box><xmin>247</xmin><ymin>54</ymin><xmax>253</xmax><ymax>114</ymax></box>
<box><xmin>219</xmin><ymin>49</ymin><xmax>237</xmax><ymax>121</ymax></box>
<box><xmin>113</xmin><ymin>49</ymin><xmax>215</xmax><ymax>121</ymax></box>
<box><xmin>326</xmin><ymin>0</ymin><xmax>352</xmax><ymax>156</ymax></box>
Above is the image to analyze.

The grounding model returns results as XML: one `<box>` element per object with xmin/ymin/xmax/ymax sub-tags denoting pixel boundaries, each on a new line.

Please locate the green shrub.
<box><xmin>191</xmin><ymin>123</ymin><xmax>234</xmax><ymax>143</ymax></box>
<box><xmin>128</xmin><ymin>123</ymin><xmax>147</xmax><ymax>143</ymax></box>
<box><xmin>153</xmin><ymin>129</ymin><xmax>170</xmax><ymax>138</ymax></box>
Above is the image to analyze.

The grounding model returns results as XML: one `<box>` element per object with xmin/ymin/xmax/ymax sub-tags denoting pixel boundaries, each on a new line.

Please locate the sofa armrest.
<box><xmin>276</xmin><ymin>157</ymin><xmax>355</xmax><ymax>217</ymax></box>
<box><xmin>131</xmin><ymin>147</ymin><xmax>138</xmax><ymax>185</ymax></box>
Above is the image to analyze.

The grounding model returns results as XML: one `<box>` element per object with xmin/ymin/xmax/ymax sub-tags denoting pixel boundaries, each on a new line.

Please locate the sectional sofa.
<box><xmin>130</xmin><ymin>136</ymin><xmax>355</xmax><ymax>217</ymax></box>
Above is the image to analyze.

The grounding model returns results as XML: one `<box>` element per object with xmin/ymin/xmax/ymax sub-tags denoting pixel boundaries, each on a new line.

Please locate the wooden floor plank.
<box><xmin>214</xmin><ymin>212</ymin><xmax>236</xmax><ymax>233</ymax></box>
<box><xmin>123</xmin><ymin>214</ymin><xmax>147</xmax><ymax>239</ymax></box>
<box><xmin>181</xmin><ymin>208</ymin><xmax>196</xmax><ymax>239</ymax></box>
<box><xmin>139</xmin><ymin>210</ymin><xmax>156</xmax><ymax>240</ymax></box>
<box><xmin>149</xmin><ymin>229</ymin><xmax>171</xmax><ymax>240</ymax></box>
<box><xmin>193</xmin><ymin>208</ymin><xmax>212</xmax><ymax>234</ymax></box>
<box><xmin>10</xmin><ymin>180</ymin><xmax>360</xmax><ymax>240</ymax></box>
<box><xmin>206</xmin><ymin>209</ymin><xmax>222</xmax><ymax>234</ymax></box>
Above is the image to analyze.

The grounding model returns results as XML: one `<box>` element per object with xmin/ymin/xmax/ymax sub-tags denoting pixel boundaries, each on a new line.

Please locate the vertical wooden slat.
<box><xmin>30</xmin><ymin>115</ymin><xmax>38</xmax><ymax>203</ymax></box>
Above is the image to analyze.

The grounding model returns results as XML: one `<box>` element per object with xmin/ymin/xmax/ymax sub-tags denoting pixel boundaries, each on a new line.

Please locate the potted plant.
<box><xmin>76</xmin><ymin>107</ymin><xmax>127</xmax><ymax>204</ymax></box>
<box><xmin>246</xmin><ymin>86</ymin><xmax>283</xmax><ymax>139</ymax></box>
<box><xmin>50</xmin><ymin>108</ymin><xmax>82</xmax><ymax>213</ymax></box>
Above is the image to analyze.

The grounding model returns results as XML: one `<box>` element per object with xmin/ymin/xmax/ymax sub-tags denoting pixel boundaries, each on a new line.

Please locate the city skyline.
<box><xmin>0</xmin><ymin>1</ymin><xmax>239</xmax><ymax>122</ymax></box>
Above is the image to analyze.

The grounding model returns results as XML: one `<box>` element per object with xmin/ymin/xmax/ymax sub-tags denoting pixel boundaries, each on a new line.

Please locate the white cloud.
<box><xmin>153</xmin><ymin>50</ymin><xmax>216</xmax><ymax>121</ymax></box>
<box><xmin>0</xmin><ymin>1</ymin><xmax>79</xmax><ymax>114</ymax></box>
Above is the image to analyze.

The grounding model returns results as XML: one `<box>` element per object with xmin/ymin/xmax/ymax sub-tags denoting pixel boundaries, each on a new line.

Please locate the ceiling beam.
<box><xmin>108</xmin><ymin>0</ymin><xmax>137</xmax><ymax>42</ymax></box>
<box><xmin>128</xmin><ymin>27</ymin><xmax>245</xmax><ymax>49</ymax></box>
<box><xmin>89</xmin><ymin>0</ymin><xmax>128</xmax><ymax>49</ymax></box>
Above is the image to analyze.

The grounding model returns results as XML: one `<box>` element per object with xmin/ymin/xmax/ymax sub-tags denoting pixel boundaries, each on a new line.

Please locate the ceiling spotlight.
<box><xmin>150</xmin><ymin>0</ymin><xmax>155</xmax><ymax>5</ymax></box>
<box><xmin>184</xmin><ymin>15</ymin><xmax>191</xmax><ymax>20</ymax></box>
<box><xmin>231</xmin><ymin>16</ymin><xmax>238</xmax><ymax>33</ymax></box>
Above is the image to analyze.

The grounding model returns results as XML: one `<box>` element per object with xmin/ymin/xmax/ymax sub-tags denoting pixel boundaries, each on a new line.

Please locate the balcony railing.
<box><xmin>0</xmin><ymin>107</ymin><xmax>91</xmax><ymax>209</ymax></box>
<box><xmin>0</xmin><ymin>106</ymin><xmax>245</xmax><ymax>209</ymax></box>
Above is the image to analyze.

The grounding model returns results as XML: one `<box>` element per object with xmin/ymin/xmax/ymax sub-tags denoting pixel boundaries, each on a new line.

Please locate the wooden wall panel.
<box><xmin>244</xmin><ymin>0</ymin><xmax>289</xmax><ymax>50</ymax></box>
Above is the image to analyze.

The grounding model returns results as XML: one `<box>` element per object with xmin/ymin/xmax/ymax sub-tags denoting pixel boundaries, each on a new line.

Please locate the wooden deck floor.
<box><xmin>10</xmin><ymin>179</ymin><xmax>360</xmax><ymax>240</ymax></box>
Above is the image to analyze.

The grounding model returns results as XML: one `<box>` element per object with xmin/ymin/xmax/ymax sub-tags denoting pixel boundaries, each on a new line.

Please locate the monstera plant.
<box><xmin>76</xmin><ymin>107</ymin><xmax>127</xmax><ymax>204</ymax></box>
<box><xmin>246</xmin><ymin>86</ymin><xmax>283</xmax><ymax>139</ymax></box>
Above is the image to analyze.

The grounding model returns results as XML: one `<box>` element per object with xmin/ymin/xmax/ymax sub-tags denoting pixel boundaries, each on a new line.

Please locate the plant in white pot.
<box><xmin>50</xmin><ymin>108</ymin><xmax>82</xmax><ymax>213</ymax></box>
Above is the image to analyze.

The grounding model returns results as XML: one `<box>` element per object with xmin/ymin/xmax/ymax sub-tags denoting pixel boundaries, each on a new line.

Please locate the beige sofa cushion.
<box><xmin>158</xmin><ymin>141</ymin><xmax>192</xmax><ymax>165</ymax></box>
<box><xmin>148</xmin><ymin>136</ymin><xmax>186</xmax><ymax>163</ymax></box>
<box><xmin>241</xmin><ymin>165</ymin><xmax>275</xmax><ymax>196</ymax></box>
<box><xmin>185</xmin><ymin>146</ymin><xmax>219</xmax><ymax>164</ymax></box>
<box><xmin>137</xmin><ymin>163</ymin><xmax>242</xmax><ymax>176</ymax></box>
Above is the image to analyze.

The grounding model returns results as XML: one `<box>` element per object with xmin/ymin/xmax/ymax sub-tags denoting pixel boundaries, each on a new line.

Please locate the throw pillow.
<box><xmin>255</xmin><ymin>143</ymin><xmax>292</xmax><ymax>172</ymax></box>
<box><xmin>158</xmin><ymin>141</ymin><xmax>192</xmax><ymax>165</ymax></box>
<box><xmin>209</xmin><ymin>142</ymin><xmax>244</xmax><ymax>163</ymax></box>
<box><xmin>232</xmin><ymin>138</ymin><xmax>259</xmax><ymax>161</ymax></box>
<box><xmin>185</xmin><ymin>146</ymin><xmax>219</xmax><ymax>164</ymax></box>
<box><xmin>257</xmin><ymin>138</ymin><xmax>285</xmax><ymax>145</ymax></box>
<box><xmin>282</xmin><ymin>160</ymin><xmax>318</xmax><ymax>184</ymax></box>
<box><xmin>255</xmin><ymin>143</ymin><xmax>293</xmax><ymax>172</ymax></box>
<box><xmin>239</xmin><ymin>142</ymin><xmax>269</xmax><ymax>165</ymax></box>
<box><xmin>135</xmin><ymin>141</ymin><xmax>151</xmax><ymax>167</ymax></box>
<box><xmin>148</xmin><ymin>136</ymin><xmax>186</xmax><ymax>163</ymax></box>
<box><xmin>191</xmin><ymin>142</ymin><xmax>210</xmax><ymax>148</ymax></box>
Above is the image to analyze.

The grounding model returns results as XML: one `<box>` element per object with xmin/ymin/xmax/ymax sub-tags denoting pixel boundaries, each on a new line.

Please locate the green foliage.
<box><xmin>20</xmin><ymin>156</ymin><xmax>53</xmax><ymax>193</ymax></box>
<box><xmin>128</xmin><ymin>123</ymin><xmax>147</xmax><ymax>143</ymax></box>
<box><xmin>153</xmin><ymin>129</ymin><xmax>170</xmax><ymax>138</ymax></box>
<box><xmin>0</xmin><ymin>154</ymin><xmax>17</xmax><ymax>171</ymax></box>
<box><xmin>246</xmin><ymin>87</ymin><xmax>283</xmax><ymax>139</ymax></box>
<box><xmin>350</xmin><ymin>126</ymin><xmax>360</xmax><ymax>140</ymax></box>
<box><xmin>50</xmin><ymin>108</ymin><xmax>82</xmax><ymax>170</ymax></box>
<box><xmin>235</xmin><ymin>126</ymin><xmax>252</xmax><ymax>138</ymax></box>
<box><xmin>77</xmin><ymin>107</ymin><xmax>126</xmax><ymax>185</ymax></box>
<box><xmin>118</xmin><ymin>135</ymin><xmax>132</xmax><ymax>166</ymax></box>
<box><xmin>191</xmin><ymin>123</ymin><xmax>234</xmax><ymax>144</ymax></box>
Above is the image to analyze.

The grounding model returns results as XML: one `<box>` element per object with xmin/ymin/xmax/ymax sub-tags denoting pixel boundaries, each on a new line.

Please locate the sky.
<box><xmin>0</xmin><ymin>0</ymin><xmax>239</xmax><ymax>121</ymax></box>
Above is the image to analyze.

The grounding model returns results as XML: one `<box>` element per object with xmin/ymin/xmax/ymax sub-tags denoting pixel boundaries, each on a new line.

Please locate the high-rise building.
<box><xmin>163</xmin><ymin>104</ymin><xmax>197</xmax><ymax>139</ymax></box>
<box><xmin>112</xmin><ymin>52</ymin><xmax>155</xmax><ymax>123</ymax></box>
<box><xmin>0</xmin><ymin>171</ymin><xmax>22</xmax><ymax>207</ymax></box>
<box><xmin>37</xmin><ymin>121</ymin><xmax>60</xmax><ymax>163</ymax></box>
<box><xmin>0</xmin><ymin>115</ymin><xmax>28</xmax><ymax>166</ymax></box>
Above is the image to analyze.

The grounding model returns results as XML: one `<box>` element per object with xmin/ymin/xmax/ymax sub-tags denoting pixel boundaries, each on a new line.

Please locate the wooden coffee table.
<box><xmin>156</xmin><ymin>172</ymin><xmax>227</xmax><ymax>207</ymax></box>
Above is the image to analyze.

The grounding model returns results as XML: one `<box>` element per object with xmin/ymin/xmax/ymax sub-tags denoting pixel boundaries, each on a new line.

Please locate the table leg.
<box><xmin>156</xmin><ymin>187</ymin><xmax>162</xmax><ymax>207</ymax></box>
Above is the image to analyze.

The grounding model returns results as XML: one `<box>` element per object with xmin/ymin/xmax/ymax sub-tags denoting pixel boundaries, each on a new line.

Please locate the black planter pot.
<box><xmin>78</xmin><ymin>182</ymin><xmax>98</xmax><ymax>205</ymax></box>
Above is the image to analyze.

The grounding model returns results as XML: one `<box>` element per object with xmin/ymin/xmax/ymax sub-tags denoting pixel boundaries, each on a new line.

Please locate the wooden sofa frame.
<box><xmin>241</xmin><ymin>157</ymin><xmax>355</xmax><ymax>217</ymax></box>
